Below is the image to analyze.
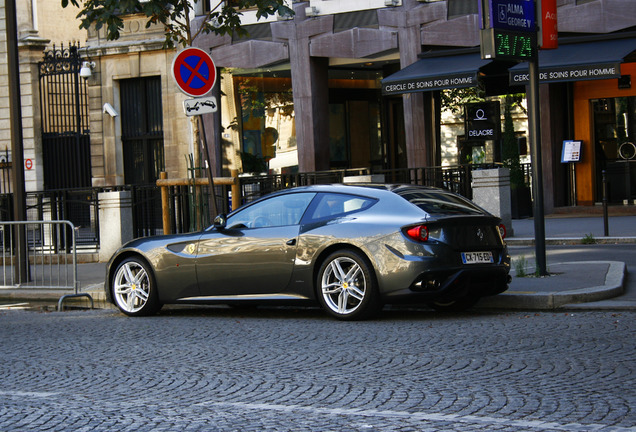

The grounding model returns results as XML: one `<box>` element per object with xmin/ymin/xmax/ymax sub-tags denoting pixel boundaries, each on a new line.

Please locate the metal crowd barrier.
<box><xmin>0</xmin><ymin>220</ymin><xmax>93</xmax><ymax>311</ymax></box>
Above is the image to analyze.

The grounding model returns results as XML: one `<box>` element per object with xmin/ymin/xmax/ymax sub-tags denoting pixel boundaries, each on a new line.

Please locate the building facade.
<box><xmin>4</xmin><ymin>0</ymin><xmax>636</xmax><ymax>215</ymax></box>
<box><xmin>191</xmin><ymin>0</ymin><xmax>636</xmax><ymax>212</ymax></box>
<box><xmin>1</xmin><ymin>0</ymin><xmax>85</xmax><ymax>194</ymax></box>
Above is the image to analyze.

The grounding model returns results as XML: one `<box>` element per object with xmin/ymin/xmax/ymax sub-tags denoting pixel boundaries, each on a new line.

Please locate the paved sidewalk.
<box><xmin>478</xmin><ymin>260</ymin><xmax>628</xmax><ymax>310</ymax></box>
<box><xmin>491</xmin><ymin>213</ymin><xmax>636</xmax><ymax>311</ymax></box>
<box><xmin>507</xmin><ymin>214</ymin><xmax>636</xmax><ymax>245</ymax></box>
<box><xmin>1</xmin><ymin>213</ymin><xmax>634</xmax><ymax>312</ymax></box>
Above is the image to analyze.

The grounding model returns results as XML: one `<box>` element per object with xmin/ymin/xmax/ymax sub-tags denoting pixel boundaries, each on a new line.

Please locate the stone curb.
<box><xmin>478</xmin><ymin>261</ymin><xmax>626</xmax><ymax>310</ymax></box>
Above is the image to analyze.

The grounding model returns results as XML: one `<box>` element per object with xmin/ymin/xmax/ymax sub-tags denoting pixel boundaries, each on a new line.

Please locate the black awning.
<box><xmin>509</xmin><ymin>38</ymin><xmax>636</xmax><ymax>85</ymax></box>
<box><xmin>382</xmin><ymin>53</ymin><xmax>492</xmax><ymax>95</ymax></box>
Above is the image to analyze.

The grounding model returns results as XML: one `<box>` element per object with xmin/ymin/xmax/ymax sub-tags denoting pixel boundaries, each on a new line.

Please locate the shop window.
<box><xmin>333</xmin><ymin>10</ymin><xmax>379</xmax><ymax>33</ymax></box>
<box><xmin>328</xmin><ymin>93</ymin><xmax>383</xmax><ymax>170</ymax></box>
<box><xmin>225</xmin><ymin>70</ymin><xmax>296</xmax><ymax>174</ymax></box>
<box><xmin>592</xmin><ymin>97</ymin><xmax>636</xmax><ymax>202</ymax></box>
<box><xmin>226</xmin><ymin>0</ymin><xmax>257</xmax><ymax>11</ymax></box>
<box><xmin>448</xmin><ymin>0</ymin><xmax>478</xmax><ymax>19</ymax></box>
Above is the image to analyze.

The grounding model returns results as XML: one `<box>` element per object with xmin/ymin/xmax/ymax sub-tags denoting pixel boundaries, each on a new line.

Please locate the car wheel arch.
<box><xmin>312</xmin><ymin>244</ymin><xmax>378</xmax><ymax>293</ymax></box>
<box><xmin>107</xmin><ymin>252</ymin><xmax>155</xmax><ymax>300</ymax></box>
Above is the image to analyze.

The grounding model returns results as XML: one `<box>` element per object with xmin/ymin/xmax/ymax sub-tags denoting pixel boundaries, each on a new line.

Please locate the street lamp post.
<box><xmin>6</xmin><ymin>0</ymin><xmax>29</xmax><ymax>282</ymax></box>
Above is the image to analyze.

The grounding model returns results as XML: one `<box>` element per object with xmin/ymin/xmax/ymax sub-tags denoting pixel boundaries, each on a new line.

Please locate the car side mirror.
<box><xmin>213</xmin><ymin>214</ymin><xmax>227</xmax><ymax>230</ymax></box>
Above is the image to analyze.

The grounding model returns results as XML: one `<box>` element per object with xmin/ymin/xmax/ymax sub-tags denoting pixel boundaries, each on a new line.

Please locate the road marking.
<box><xmin>0</xmin><ymin>391</ymin><xmax>59</xmax><ymax>398</ymax></box>
<box><xmin>0</xmin><ymin>303</ymin><xmax>30</xmax><ymax>310</ymax></box>
<box><xmin>197</xmin><ymin>401</ymin><xmax>632</xmax><ymax>431</ymax></box>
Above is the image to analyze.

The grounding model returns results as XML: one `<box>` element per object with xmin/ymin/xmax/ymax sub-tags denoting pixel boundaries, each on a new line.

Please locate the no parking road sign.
<box><xmin>172</xmin><ymin>47</ymin><xmax>217</xmax><ymax>97</ymax></box>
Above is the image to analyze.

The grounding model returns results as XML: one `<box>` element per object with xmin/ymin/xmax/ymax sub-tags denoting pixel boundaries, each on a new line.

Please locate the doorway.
<box><xmin>328</xmin><ymin>89</ymin><xmax>384</xmax><ymax>170</ymax></box>
<box><xmin>120</xmin><ymin>77</ymin><xmax>165</xmax><ymax>185</ymax></box>
<box><xmin>592</xmin><ymin>97</ymin><xmax>636</xmax><ymax>203</ymax></box>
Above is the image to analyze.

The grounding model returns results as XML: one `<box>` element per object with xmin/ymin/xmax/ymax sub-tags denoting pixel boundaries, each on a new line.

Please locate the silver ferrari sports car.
<box><xmin>105</xmin><ymin>184</ymin><xmax>511</xmax><ymax>320</ymax></box>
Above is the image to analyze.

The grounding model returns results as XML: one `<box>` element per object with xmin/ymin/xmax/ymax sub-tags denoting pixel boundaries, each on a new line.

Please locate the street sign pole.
<box><xmin>198</xmin><ymin>117</ymin><xmax>218</xmax><ymax>218</ymax></box>
<box><xmin>528</xmin><ymin>58</ymin><xmax>547</xmax><ymax>276</ymax></box>
<box><xmin>6</xmin><ymin>0</ymin><xmax>29</xmax><ymax>283</ymax></box>
<box><xmin>479</xmin><ymin>0</ymin><xmax>548</xmax><ymax>275</ymax></box>
<box><xmin>172</xmin><ymin>47</ymin><xmax>219</xmax><ymax>219</ymax></box>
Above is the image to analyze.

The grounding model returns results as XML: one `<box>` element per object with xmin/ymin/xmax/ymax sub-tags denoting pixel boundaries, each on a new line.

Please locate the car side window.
<box><xmin>396</xmin><ymin>188</ymin><xmax>484</xmax><ymax>216</ymax></box>
<box><xmin>226</xmin><ymin>192</ymin><xmax>316</xmax><ymax>229</ymax></box>
<box><xmin>305</xmin><ymin>193</ymin><xmax>376</xmax><ymax>222</ymax></box>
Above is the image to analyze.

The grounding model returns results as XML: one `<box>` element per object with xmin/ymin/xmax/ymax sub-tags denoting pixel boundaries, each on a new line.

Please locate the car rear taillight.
<box><xmin>405</xmin><ymin>225</ymin><xmax>429</xmax><ymax>242</ymax></box>
<box><xmin>498</xmin><ymin>223</ymin><xmax>507</xmax><ymax>239</ymax></box>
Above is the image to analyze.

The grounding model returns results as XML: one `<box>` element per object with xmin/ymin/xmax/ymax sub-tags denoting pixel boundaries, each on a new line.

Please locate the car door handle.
<box><xmin>286</xmin><ymin>239</ymin><xmax>296</xmax><ymax>246</ymax></box>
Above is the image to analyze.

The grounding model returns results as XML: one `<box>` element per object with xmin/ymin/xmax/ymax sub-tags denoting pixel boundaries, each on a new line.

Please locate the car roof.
<box><xmin>275</xmin><ymin>183</ymin><xmax>450</xmax><ymax>198</ymax></box>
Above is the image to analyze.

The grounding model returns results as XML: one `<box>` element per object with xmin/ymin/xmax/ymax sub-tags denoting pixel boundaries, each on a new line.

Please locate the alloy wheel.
<box><xmin>320</xmin><ymin>256</ymin><xmax>367</xmax><ymax>316</ymax></box>
<box><xmin>113</xmin><ymin>259</ymin><xmax>153</xmax><ymax>315</ymax></box>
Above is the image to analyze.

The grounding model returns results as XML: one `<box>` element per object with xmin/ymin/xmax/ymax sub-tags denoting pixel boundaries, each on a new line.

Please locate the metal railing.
<box><xmin>0</xmin><ymin>220</ymin><xmax>92</xmax><ymax>310</ymax></box>
<box><xmin>0</xmin><ymin>163</ymin><xmax>536</xmax><ymax>250</ymax></box>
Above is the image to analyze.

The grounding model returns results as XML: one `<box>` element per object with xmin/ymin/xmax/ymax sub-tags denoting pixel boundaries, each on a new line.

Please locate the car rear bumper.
<box><xmin>382</xmin><ymin>264</ymin><xmax>510</xmax><ymax>303</ymax></box>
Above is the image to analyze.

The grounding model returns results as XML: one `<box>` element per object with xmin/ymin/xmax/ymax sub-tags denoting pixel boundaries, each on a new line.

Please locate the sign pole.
<box><xmin>198</xmin><ymin>116</ymin><xmax>218</xmax><ymax>218</ymax></box>
<box><xmin>172</xmin><ymin>47</ymin><xmax>219</xmax><ymax>219</ymax></box>
<box><xmin>527</xmin><ymin>57</ymin><xmax>547</xmax><ymax>276</ymax></box>
<box><xmin>6</xmin><ymin>0</ymin><xmax>29</xmax><ymax>283</ymax></box>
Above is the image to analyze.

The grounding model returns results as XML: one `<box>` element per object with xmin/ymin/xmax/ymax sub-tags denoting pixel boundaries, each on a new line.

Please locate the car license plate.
<box><xmin>461</xmin><ymin>251</ymin><xmax>494</xmax><ymax>264</ymax></box>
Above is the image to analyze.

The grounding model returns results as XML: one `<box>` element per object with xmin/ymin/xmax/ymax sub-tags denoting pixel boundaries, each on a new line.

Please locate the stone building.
<box><xmin>4</xmin><ymin>0</ymin><xmax>636</xmax><ymax>214</ymax></box>
<box><xmin>191</xmin><ymin>0</ymin><xmax>636</xmax><ymax>211</ymax></box>
<box><xmin>0</xmin><ymin>0</ymin><xmax>84</xmax><ymax>194</ymax></box>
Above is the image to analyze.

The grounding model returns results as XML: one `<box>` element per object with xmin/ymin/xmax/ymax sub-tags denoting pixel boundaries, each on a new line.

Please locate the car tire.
<box><xmin>112</xmin><ymin>257</ymin><xmax>162</xmax><ymax>316</ymax></box>
<box><xmin>316</xmin><ymin>249</ymin><xmax>381</xmax><ymax>321</ymax></box>
<box><xmin>427</xmin><ymin>295</ymin><xmax>479</xmax><ymax>312</ymax></box>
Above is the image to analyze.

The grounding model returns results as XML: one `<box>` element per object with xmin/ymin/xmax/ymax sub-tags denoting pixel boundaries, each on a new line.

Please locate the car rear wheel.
<box><xmin>427</xmin><ymin>295</ymin><xmax>479</xmax><ymax>312</ymax></box>
<box><xmin>317</xmin><ymin>250</ymin><xmax>381</xmax><ymax>320</ymax></box>
<box><xmin>112</xmin><ymin>257</ymin><xmax>161</xmax><ymax>316</ymax></box>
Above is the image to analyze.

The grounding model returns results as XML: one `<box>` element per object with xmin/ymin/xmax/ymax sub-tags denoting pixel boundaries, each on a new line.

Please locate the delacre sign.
<box><xmin>480</xmin><ymin>0</ymin><xmax>537</xmax><ymax>61</ymax></box>
<box><xmin>172</xmin><ymin>47</ymin><xmax>217</xmax><ymax>97</ymax></box>
<box><xmin>465</xmin><ymin>102</ymin><xmax>501</xmax><ymax>141</ymax></box>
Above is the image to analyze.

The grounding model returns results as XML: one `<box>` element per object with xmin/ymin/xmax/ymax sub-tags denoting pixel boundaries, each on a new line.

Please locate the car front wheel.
<box><xmin>112</xmin><ymin>257</ymin><xmax>161</xmax><ymax>316</ymax></box>
<box><xmin>317</xmin><ymin>250</ymin><xmax>381</xmax><ymax>320</ymax></box>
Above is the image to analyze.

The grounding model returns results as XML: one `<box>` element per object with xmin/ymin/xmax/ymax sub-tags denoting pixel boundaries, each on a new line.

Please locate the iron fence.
<box><xmin>237</xmin><ymin>168</ymin><xmax>370</xmax><ymax>205</ymax></box>
<box><xmin>375</xmin><ymin>165</ymin><xmax>473</xmax><ymax>198</ymax></box>
<box><xmin>0</xmin><ymin>163</ymin><xmax>533</xmax><ymax>250</ymax></box>
<box><xmin>25</xmin><ymin>189</ymin><xmax>99</xmax><ymax>248</ymax></box>
<box><xmin>0</xmin><ymin>148</ymin><xmax>12</xmax><ymax>195</ymax></box>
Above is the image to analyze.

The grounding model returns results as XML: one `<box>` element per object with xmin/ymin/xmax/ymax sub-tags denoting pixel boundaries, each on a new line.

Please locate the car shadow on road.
<box><xmin>149</xmin><ymin>304</ymin><xmax>503</xmax><ymax>322</ymax></box>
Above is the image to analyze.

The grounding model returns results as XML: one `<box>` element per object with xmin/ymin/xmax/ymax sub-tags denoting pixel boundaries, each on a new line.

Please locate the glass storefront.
<box><xmin>219</xmin><ymin>68</ymin><xmax>296</xmax><ymax>174</ymax></box>
<box><xmin>220</xmin><ymin>67</ymin><xmax>383</xmax><ymax>174</ymax></box>
<box><xmin>592</xmin><ymin>97</ymin><xmax>636</xmax><ymax>202</ymax></box>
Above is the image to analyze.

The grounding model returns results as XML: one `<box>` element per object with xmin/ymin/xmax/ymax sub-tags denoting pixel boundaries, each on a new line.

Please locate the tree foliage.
<box><xmin>440</xmin><ymin>87</ymin><xmax>485</xmax><ymax>115</ymax></box>
<box><xmin>60</xmin><ymin>0</ymin><xmax>294</xmax><ymax>48</ymax></box>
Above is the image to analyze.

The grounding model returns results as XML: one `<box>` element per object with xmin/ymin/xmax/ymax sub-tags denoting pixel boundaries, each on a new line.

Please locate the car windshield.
<box><xmin>395</xmin><ymin>188</ymin><xmax>484</xmax><ymax>216</ymax></box>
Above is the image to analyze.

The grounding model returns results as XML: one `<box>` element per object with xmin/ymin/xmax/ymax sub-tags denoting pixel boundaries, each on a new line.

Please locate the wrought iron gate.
<box><xmin>39</xmin><ymin>43</ymin><xmax>91</xmax><ymax>190</ymax></box>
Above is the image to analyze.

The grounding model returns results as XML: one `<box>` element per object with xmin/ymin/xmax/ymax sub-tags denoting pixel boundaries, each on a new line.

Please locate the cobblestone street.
<box><xmin>1</xmin><ymin>307</ymin><xmax>634</xmax><ymax>431</ymax></box>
